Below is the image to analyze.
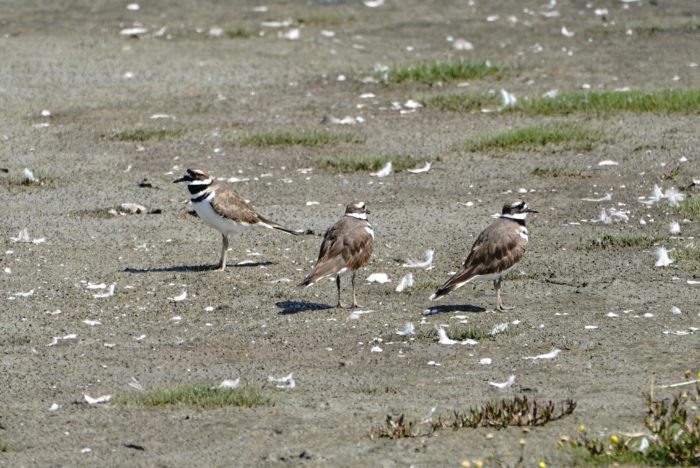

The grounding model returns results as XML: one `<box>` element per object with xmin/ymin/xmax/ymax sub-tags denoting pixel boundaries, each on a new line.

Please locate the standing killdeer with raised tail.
<box><xmin>174</xmin><ymin>168</ymin><xmax>301</xmax><ymax>270</ymax></box>
<box><xmin>299</xmin><ymin>201</ymin><xmax>374</xmax><ymax>308</ymax></box>
<box><xmin>430</xmin><ymin>198</ymin><xmax>537</xmax><ymax>311</ymax></box>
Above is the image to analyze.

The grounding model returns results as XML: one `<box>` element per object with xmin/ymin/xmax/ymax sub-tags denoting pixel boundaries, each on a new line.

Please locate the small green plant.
<box><xmin>241</xmin><ymin>128</ymin><xmax>364</xmax><ymax>147</ymax></box>
<box><xmin>111</xmin><ymin>127</ymin><xmax>184</xmax><ymax>142</ymax></box>
<box><xmin>532</xmin><ymin>166</ymin><xmax>586</xmax><ymax>178</ymax></box>
<box><xmin>677</xmin><ymin>197</ymin><xmax>700</xmax><ymax>220</ymax></box>
<box><xmin>588</xmin><ymin>234</ymin><xmax>662</xmax><ymax>249</ymax></box>
<box><xmin>370</xmin><ymin>397</ymin><xmax>576</xmax><ymax>439</ymax></box>
<box><xmin>416</xmin><ymin>324</ymin><xmax>517</xmax><ymax>342</ymax></box>
<box><xmin>0</xmin><ymin>441</ymin><xmax>15</xmax><ymax>452</ymax></box>
<box><xmin>456</xmin><ymin>124</ymin><xmax>602</xmax><ymax>152</ymax></box>
<box><xmin>317</xmin><ymin>154</ymin><xmax>426</xmax><ymax>172</ymax></box>
<box><xmin>422</xmin><ymin>93</ymin><xmax>500</xmax><ymax>112</ymax></box>
<box><xmin>675</xmin><ymin>245</ymin><xmax>700</xmax><ymax>265</ymax></box>
<box><xmin>120</xmin><ymin>384</ymin><xmax>272</xmax><ymax>409</ymax></box>
<box><xmin>569</xmin><ymin>380</ymin><xmax>700</xmax><ymax>466</ymax></box>
<box><xmin>296</xmin><ymin>12</ymin><xmax>354</xmax><ymax>26</ymax></box>
<box><xmin>383</xmin><ymin>59</ymin><xmax>506</xmax><ymax>84</ymax></box>
<box><xmin>226</xmin><ymin>28</ymin><xmax>252</xmax><ymax>38</ymax></box>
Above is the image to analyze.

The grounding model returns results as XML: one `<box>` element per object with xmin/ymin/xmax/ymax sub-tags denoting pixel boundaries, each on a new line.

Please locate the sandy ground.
<box><xmin>1</xmin><ymin>0</ymin><xmax>699</xmax><ymax>466</ymax></box>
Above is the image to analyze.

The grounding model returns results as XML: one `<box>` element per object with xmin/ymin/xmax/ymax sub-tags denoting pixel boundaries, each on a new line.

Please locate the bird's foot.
<box><xmin>215</xmin><ymin>263</ymin><xmax>226</xmax><ymax>271</ymax></box>
<box><xmin>335</xmin><ymin>301</ymin><xmax>348</xmax><ymax>309</ymax></box>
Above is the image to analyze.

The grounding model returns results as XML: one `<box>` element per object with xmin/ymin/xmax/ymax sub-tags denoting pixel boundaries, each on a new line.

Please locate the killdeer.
<box><xmin>430</xmin><ymin>198</ymin><xmax>537</xmax><ymax>311</ymax></box>
<box><xmin>174</xmin><ymin>168</ymin><xmax>301</xmax><ymax>270</ymax></box>
<box><xmin>299</xmin><ymin>201</ymin><xmax>374</xmax><ymax>308</ymax></box>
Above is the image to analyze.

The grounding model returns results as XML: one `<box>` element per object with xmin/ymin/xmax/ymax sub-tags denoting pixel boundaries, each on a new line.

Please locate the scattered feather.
<box><xmin>120</xmin><ymin>27</ymin><xmax>148</xmax><ymax>36</ymax></box>
<box><xmin>669</xmin><ymin>222</ymin><xmax>681</xmax><ymax>235</ymax></box>
<box><xmin>279</xmin><ymin>28</ymin><xmax>300</xmax><ymax>40</ymax></box>
<box><xmin>363</xmin><ymin>0</ymin><xmax>384</xmax><ymax>7</ymax></box>
<box><xmin>236</xmin><ymin>259</ymin><xmax>255</xmax><ymax>266</ymax></box>
<box><xmin>119</xmin><ymin>203</ymin><xmax>147</xmax><ymax>214</ymax></box>
<box><xmin>671</xmin><ymin>306</ymin><xmax>681</xmax><ymax>315</ymax></box>
<box><xmin>10</xmin><ymin>228</ymin><xmax>30</xmax><ymax>243</ymax></box>
<box><xmin>437</xmin><ymin>327</ymin><xmax>478</xmax><ymax>345</ymax></box>
<box><xmin>83</xmin><ymin>319</ymin><xmax>101</xmax><ymax>326</ymax></box>
<box><xmin>598</xmin><ymin>160</ymin><xmax>618</xmax><ymax>166</ymax></box>
<box><xmin>395</xmin><ymin>273</ymin><xmax>414</xmax><ymax>292</ymax></box>
<box><xmin>170</xmin><ymin>291</ymin><xmax>187</xmax><ymax>302</ymax></box>
<box><xmin>654</xmin><ymin>247</ymin><xmax>673</xmax><ymax>267</ymax></box>
<box><xmin>128</xmin><ymin>377</ymin><xmax>144</xmax><ymax>391</ymax></box>
<box><xmin>500</xmin><ymin>89</ymin><xmax>517</xmax><ymax>108</ymax></box>
<box><xmin>687</xmin><ymin>279</ymin><xmax>700</xmax><ymax>285</ymax></box>
<box><xmin>268</xmin><ymin>373</ymin><xmax>295</xmax><ymax>389</ymax></box>
<box><xmin>84</xmin><ymin>394</ymin><xmax>111</xmax><ymax>405</ymax></box>
<box><xmin>395</xmin><ymin>323</ymin><xmax>415</xmax><ymax>336</ymax></box>
<box><xmin>489</xmin><ymin>375</ymin><xmax>515</xmax><ymax>389</ymax></box>
<box><xmin>402</xmin><ymin>250</ymin><xmax>434</xmax><ymax>270</ymax></box>
<box><xmin>366</xmin><ymin>273</ymin><xmax>390</xmax><ymax>284</ymax></box>
<box><xmin>22</xmin><ymin>168</ymin><xmax>38</xmax><ymax>183</ymax></box>
<box><xmin>452</xmin><ymin>38</ymin><xmax>474</xmax><ymax>51</ymax></box>
<box><xmin>218</xmin><ymin>378</ymin><xmax>240</xmax><ymax>389</ymax></box>
<box><xmin>523</xmin><ymin>348</ymin><xmax>560</xmax><ymax>360</ymax></box>
<box><xmin>664</xmin><ymin>188</ymin><xmax>685</xmax><ymax>207</ymax></box>
<box><xmin>479</xmin><ymin>358</ymin><xmax>492</xmax><ymax>365</ymax></box>
<box><xmin>93</xmin><ymin>283</ymin><xmax>115</xmax><ymax>298</ymax></box>
<box><xmin>371</xmin><ymin>345</ymin><xmax>383</xmax><ymax>353</ymax></box>
<box><xmin>369</xmin><ymin>161</ymin><xmax>392</xmax><ymax>178</ymax></box>
<box><xmin>561</xmin><ymin>26</ymin><xmax>575</xmax><ymax>37</ymax></box>
<box><xmin>407</xmin><ymin>162</ymin><xmax>431</xmax><ymax>174</ymax></box>
<box><xmin>584</xmin><ymin>325</ymin><xmax>599</xmax><ymax>330</ymax></box>
<box><xmin>14</xmin><ymin>289</ymin><xmax>35</xmax><ymax>297</ymax></box>
<box><xmin>582</xmin><ymin>193</ymin><xmax>612</xmax><ymax>202</ymax></box>
<box><xmin>427</xmin><ymin>361</ymin><xmax>442</xmax><ymax>366</ymax></box>
<box><xmin>49</xmin><ymin>403</ymin><xmax>60</xmax><ymax>412</ymax></box>
<box><xmin>348</xmin><ymin>310</ymin><xmax>373</xmax><ymax>320</ymax></box>
<box><xmin>490</xmin><ymin>322</ymin><xmax>508</xmax><ymax>336</ymax></box>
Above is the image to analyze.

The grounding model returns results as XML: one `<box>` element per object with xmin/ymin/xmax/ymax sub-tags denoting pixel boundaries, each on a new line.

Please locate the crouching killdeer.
<box><xmin>174</xmin><ymin>168</ymin><xmax>301</xmax><ymax>270</ymax></box>
<box><xmin>430</xmin><ymin>199</ymin><xmax>537</xmax><ymax>311</ymax></box>
<box><xmin>299</xmin><ymin>201</ymin><xmax>374</xmax><ymax>308</ymax></box>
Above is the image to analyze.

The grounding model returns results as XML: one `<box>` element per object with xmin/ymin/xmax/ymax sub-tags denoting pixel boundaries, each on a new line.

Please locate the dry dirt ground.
<box><xmin>1</xmin><ymin>0</ymin><xmax>699</xmax><ymax>466</ymax></box>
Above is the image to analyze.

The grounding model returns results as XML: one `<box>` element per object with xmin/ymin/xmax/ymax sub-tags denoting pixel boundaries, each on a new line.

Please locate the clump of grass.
<box><xmin>674</xmin><ymin>245</ymin><xmax>700</xmax><ymax>265</ymax></box>
<box><xmin>383</xmin><ymin>59</ymin><xmax>506</xmax><ymax>84</ymax></box>
<box><xmin>370</xmin><ymin>397</ymin><xmax>576</xmax><ymax>439</ymax></box>
<box><xmin>456</xmin><ymin>124</ymin><xmax>602</xmax><ymax>152</ymax></box>
<box><xmin>677</xmin><ymin>197</ymin><xmax>700</xmax><ymax>220</ymax></box>
<box><xmin>517</xmin><ymin>89</ymin><xmax>700</xmax><ymax>115</ymax></box>
<box><xmin>111</xmin><ymin>127</ymin><xmax>184</xmax><ymax>142</ymax></box>
<box><xmin>417</xmin><ymin>324</ymin><xmax>517</xmax><ymax>342</ymax></box>
<box><xmin>422</xmin><ymin>93</ymin><xmax>500</xmax><ymax>112</ymax></box>
<box><xmin>120</xmin><ymin>384</ymin><xmax>272</xmax><ymax>409</ymax></box>
<box><xmin>532</xmin><ymin>166</ymin><xmax>586</xmax><ymax>178</ymax></box>
<box><xmin>588</xmin><ymin>234</ymin><xmax>662</xmax><ymax>249</ymax></box>
<box><xmin>241</xmin><ymin>128</ymin><xmax>364</xmax><ymax>147</ymax></box>
<box><xmin>0</xmin><ymin>442</ymin><xmax>14</xmax><ymax>452</ymax></box>
<box><xmin>317</xmin><ymin>154</ymin><xmax>426</xmax><ymax>172</ymax></box>
<box><xmin>296</xmin><ymin>13</ymin><xmax>354</xmax><ymax>26</ymax></box>
<box><xmin>226</xmin><ymin>28</ymin><xmax>252</xmax><ymax>38</ymax></box>
<box><xmin>569</xmin><ymin>380</ymin><xmax>700</xmax><ymax>466</ymax></box>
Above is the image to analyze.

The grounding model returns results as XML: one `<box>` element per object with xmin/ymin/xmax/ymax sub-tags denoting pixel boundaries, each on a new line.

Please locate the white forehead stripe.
<box><xmin>188</xmin><ymin>178</ymin><xmax>212</xmax><ymax>185</ymax></box>
<box><xmin>354</xmin><ymin>202</ymin><xmax>365</xmax><ymax>208</ymax></box>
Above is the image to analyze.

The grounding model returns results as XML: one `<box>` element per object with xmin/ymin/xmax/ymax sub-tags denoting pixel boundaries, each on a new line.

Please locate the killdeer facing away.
<box><xmin>299</xmin><ymin>201</ymin><xmax>374</xmax><ymax>308</ymax></box>
<box><xmin>430</xmin><ymin>198</ymin><xmax>537</xmax><ymax>311</ymax></box>
<box><xmin>174</xmin><ymin>168</ymin><xmax>301</xmax><ymax>270</ymax></box>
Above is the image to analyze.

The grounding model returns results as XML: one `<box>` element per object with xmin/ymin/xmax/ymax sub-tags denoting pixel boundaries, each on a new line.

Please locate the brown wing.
<box><xmin>209</xmin><ymin>183</ymin><xmax>262</xmax><ymax>224</ymax></box>
<box><xmin>431</xmin><ymin>219</ymin><xmax>526</xmax><ymax>299</ymax></box>
<box><xmin>300</xmin><ymin>218</ymin><xmax>373</xmax><ymax>286</ymax></box>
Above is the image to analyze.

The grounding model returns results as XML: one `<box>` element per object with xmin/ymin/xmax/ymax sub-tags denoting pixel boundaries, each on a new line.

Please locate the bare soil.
<box><xmin>1</xmin><ymin>1</ymin><xmax>699</xmax><ymax>466</ymax></box>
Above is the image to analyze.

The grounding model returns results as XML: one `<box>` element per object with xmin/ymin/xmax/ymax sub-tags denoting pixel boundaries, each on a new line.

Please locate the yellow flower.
<box><xmin>460</xmin><ymin>461</ymin><xmax>471</xmax><ymax>468</ymax></box>
<box><xmin>474</xmin><ymin>460</ymin><xmax>484</xmax><ymax>468</ymax></box>
<box><xmin>578</xmin><ymin>424</ymin><xmax>586</xmax><ymax>433</ymax></box>
<box><xmin>519</xmin><ymin>438</ymin><xmax>527</xmax><ymax>446</ymax></box>
<box><xmin>610</xmin><ymin>434</ymin><xmax>619</xmax><ymax>445</ymax></box>
<box><xmin>538</xmin><ymin>461</ymin><xmax>547</xmax><ymax>468</ymax></box>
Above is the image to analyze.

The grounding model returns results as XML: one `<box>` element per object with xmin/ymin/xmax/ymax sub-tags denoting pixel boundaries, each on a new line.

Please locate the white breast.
<box><xmin>193</xmin><ymin>192</ymin><xmax>250</xmax><ymax>235</ymax></box>
<box><xmin>517</xmin><ymin>226</ymin><xmax>529</xmax><ymax>241</ymax></box>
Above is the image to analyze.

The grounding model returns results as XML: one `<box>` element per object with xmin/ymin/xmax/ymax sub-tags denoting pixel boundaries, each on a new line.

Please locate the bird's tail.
<box><xmin>259</xmin><ymin>216</ymin><xmax>305</xmax><ymax>235</ymax></box>
<box><xmin>429</xmin><ymin>273</ymin><xmax>473</xmax><ymax>301</ymax></box>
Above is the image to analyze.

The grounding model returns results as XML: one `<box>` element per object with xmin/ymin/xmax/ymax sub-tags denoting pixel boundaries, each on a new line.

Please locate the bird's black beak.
<box><xmin>173</xmin><ymin>176</ymin><xmax>189</xmax><ymax>183</ymax></box>
<box><xmin>525</xmin><ymin>208</ymin><xmax>538</xmax><ymax>213</ymax></box>
<box><xmin>365</xmin><ymin>209</ymin><xmax>372</xmax><ymax>215</ymax></box>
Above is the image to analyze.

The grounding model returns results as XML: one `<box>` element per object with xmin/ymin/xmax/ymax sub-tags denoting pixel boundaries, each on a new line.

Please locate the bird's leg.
<box><xmin>350</xmin><ymin>271</ymin><xmax>362</xmax><ymax>308</ymax></box>
<box><xmin>335</xmin><ymin>275</ymin><xmax>346</xmax><ymax>308</ymax></box>
<box><xmin>494</xmin><ymin>278</ymin><xmax>514</xmax><ymax>311</ymax></box>
<box><xmin>217</xmin><ymin>234</ymin><xmax>229</xmax><ymax>271</ymax></box>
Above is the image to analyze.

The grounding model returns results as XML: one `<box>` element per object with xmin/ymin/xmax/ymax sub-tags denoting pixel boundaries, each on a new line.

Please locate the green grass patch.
<box><xmin>120</xmin><ymin>384</ymin><xmax>272</xmax><ymax>409</ymax></box>
<box><xmin>517</xmin><ymin>89</ymin><xmax>700</xmax><ymax>115</ymax></box>
<box><xmin>677</xmin><ymin>197</ymin><xmax>700</xmax><ymax>220</ymax></box>
<box><xmin>0</xmin><ymin>442</ymin><xmax>13</xmax><ymax>452</ymax></box>
<box><xmin>424</xmin><ymin>89</ymin><xmax>700</xmax><ymax>115</ymax></box>
<box><xmin>317</xmin><ymin>154</ymin><xmax>427</xmax><ymax>172</ymax></box>
<box><xmin>674</xmin><ymin>245</ymin><xmax>700</xmax><ymax>265</ymax></box>
<box><xmin>384</xmin><ymin>59</ymin><xmax>506</xmax><ymax>84</ymax></box>
<box><xmin>296</xmin><ymin>12</ymin><xmax>354</xmax><ymax>26</ymax></box>
<box><xmin>532</xmin><ymin>166</ymin><xmax>586</xmax><ymax>178</ymax></box>
<box><xmin>241</xmin><ymin>128</ymin><xmax>364</xmax><ymax>147</ymax></box>
<box><xmin>422</xmin><ymin>93</ymin><xmax>500</xmax><ymax>112</ymax></box>
<box><xmin>587</xmin><ymin>234</ymin><xmax>662</xmax><ymax>249</ymax></box>
<box><xmin>417</xmin><ymin>324</ymin><xmax>517</xmax><ymax>342</ymax></box>
<box><xmin>111</xmin><ymin>127</ymin><xmax>184</xmax><ymax>142</ymax></box>
<box><xmin>226</xmin><ymin>28</ymin><xmax>253</xmax><ymax>38</ymax></box>
<box><xmin>456</xmin><ymin>124</ymin><xmax>602</xmax><ymax>152</ymax></box>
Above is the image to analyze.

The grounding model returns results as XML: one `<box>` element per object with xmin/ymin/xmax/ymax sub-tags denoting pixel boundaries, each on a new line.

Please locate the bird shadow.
<box><xmin>124</xmin><ymin>261</ymin><xmax>274</xmax><ymax>274</ymax></box>
<box><xmin>422</xmin><ymin>304</ymin><xmax>487</xmax><ymax>316</ymax></box>
<box><xmin>276</xmin><ymin>301</ymin><xmax>333</xmax><ymax>315</ymax></box>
